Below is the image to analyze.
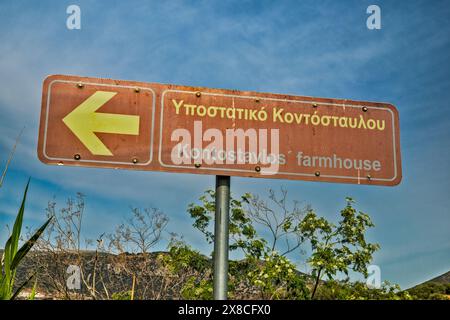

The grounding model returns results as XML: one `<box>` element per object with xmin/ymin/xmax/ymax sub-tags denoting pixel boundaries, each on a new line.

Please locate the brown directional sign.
<box><xmin>38</xmin><ymin>75</ymin><xmax>402</xmax><ymax>186</ymax></box>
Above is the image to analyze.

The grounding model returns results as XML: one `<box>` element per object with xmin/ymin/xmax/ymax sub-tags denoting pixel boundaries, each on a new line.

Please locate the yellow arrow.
<box><xmin>62</xmin><ymin>91</ymin><xmax>140</xmax><ymax>156</ymax></box>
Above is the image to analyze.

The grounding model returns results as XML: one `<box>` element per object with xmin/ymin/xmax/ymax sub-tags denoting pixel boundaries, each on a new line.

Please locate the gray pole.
<box><xmin>213</xmin><ymin>175</ymin><xmax>230</xmax><ymax>300</ymax></box>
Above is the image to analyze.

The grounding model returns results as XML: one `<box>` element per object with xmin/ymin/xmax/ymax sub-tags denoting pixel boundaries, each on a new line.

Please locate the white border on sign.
<box><xmin>42</xmin><ymin>79</ymin><xmax>156</xmax><ymax>166</ymax></box>
<box><xmin>158</xmin><ymin>89</ymin><xmax>398</xmax><ymax>182</ymax></box>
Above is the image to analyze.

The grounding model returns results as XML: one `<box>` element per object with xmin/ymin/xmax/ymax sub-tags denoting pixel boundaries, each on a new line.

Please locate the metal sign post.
<box><xmin>213</xmin><ymin>175</ymin><xmax>230</xmax><ymax>300</ymax></box>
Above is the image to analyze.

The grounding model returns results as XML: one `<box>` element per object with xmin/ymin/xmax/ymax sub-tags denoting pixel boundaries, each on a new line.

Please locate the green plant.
<box><xmin>181</xmin><ymin>277</ymin><xmax>214</xmax><ymax>300</ymax></box>
<box><xmin>246</xmin><ymin>252</ymin><xmax>309</xmax><ymax>299</ymax></box>
<box><xmin>28</xmin><ymin>278</ymin><xmax>37</xmax><ymax>300</ymax></box>
<box><xmin>0</xmin><ymin>180</ymin><xmax>52</xmax><ymax>300</ymax></box>
<box><xmin>185</xmin><ymin>190</ymin><xmax>310</xmax><ymax>299</ymax></box>
<box><xmin>298</xmin><ymin>198</ymin><xmax>380</xmax><ymax>299</ymax></box>
<box><xmin>407</xmin><ymin>282</ymin><xmax>450</xmax><ymax>300</ymax></box>
<box><xmin>111</xmin><ymin>290</ymin><xmax>132</xmax><ymax>300</ymax></box>
<box><xmin>183</xmin><ymin>191</ymin><xmax>387</xmax><ymax>300</ymax></box>
<box><xmin>188</xmin><ymin>190</ymin><xmax>267</xmax><ymax>258</ymax></box>
<box><xmin>315</xmin><ymin>279</ymin><xmax>412</xmax><ymax>300</ymax></box>
<box><xmin>159</xmin><ymin>243</ymin><xmax>213</xmax><ymax>299</ymax></box>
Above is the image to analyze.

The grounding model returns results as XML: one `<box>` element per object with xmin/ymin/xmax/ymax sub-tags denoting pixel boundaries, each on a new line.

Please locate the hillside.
<box><xmin>424</xmin><ymin>271</ymin><xmax>450</xmax><ymax>284</ymax></box>
<box><xmin>407</xmin><ymin>270</ymin><xmax>450</xmax><ymax>300</ymax></box>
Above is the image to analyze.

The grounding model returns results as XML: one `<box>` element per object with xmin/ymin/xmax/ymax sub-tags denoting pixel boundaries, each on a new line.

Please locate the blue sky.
<box><xmin>0</xmin><ymin>0</ymin><xmax>449</xmax><ymax>289</ymax></box>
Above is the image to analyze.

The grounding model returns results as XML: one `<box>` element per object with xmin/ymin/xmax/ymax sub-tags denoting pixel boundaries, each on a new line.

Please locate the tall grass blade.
<box><xmin>11</xmin><ymin>216</ymin><xmax>52</xmax><ymax>270</ymax></box>
<box><xmin>28</xmin><ymin>278</ymin><xmax>37</xmax><ymax>300</ymax></box>
<box><xmin>0</xmin><ymin>127</ymin><xmax>24</xmax><ymax>189</ymax></box>
<box><xmin>11</xmin><ymin>273</ymin><xmax>34</xmax><ymax>300</ymax></box>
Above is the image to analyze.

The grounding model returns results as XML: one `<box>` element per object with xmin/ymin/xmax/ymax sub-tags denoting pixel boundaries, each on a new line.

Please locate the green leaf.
<box><xmin>11</xmin><ymin>274</ymin><xmax>35</xmax><ymax>300</ymax></box>
<box><xmin>28</xmin><ymin>278</ymin><xmax>37</xmax><ymax>300</ymax></box>
<box><xmin>8</xmin><ymin>179</ymin><xmax>30</xmax><ymax>260</ymax></box>
<box><xmin>11</xmin><ymin>216</ymin><xmax>53</xmax><ymax>270</ymax></box>
<box><xmin>1</xmin><ymin>179</ymin><xmax>30</xmax><ymax>299</ymax></box>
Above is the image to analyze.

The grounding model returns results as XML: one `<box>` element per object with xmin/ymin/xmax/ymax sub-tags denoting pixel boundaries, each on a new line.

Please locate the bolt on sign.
<box><xmin>38</xmin><ymin>75</ymin><xmax>402</xmax><ymax>186</ymax></box>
